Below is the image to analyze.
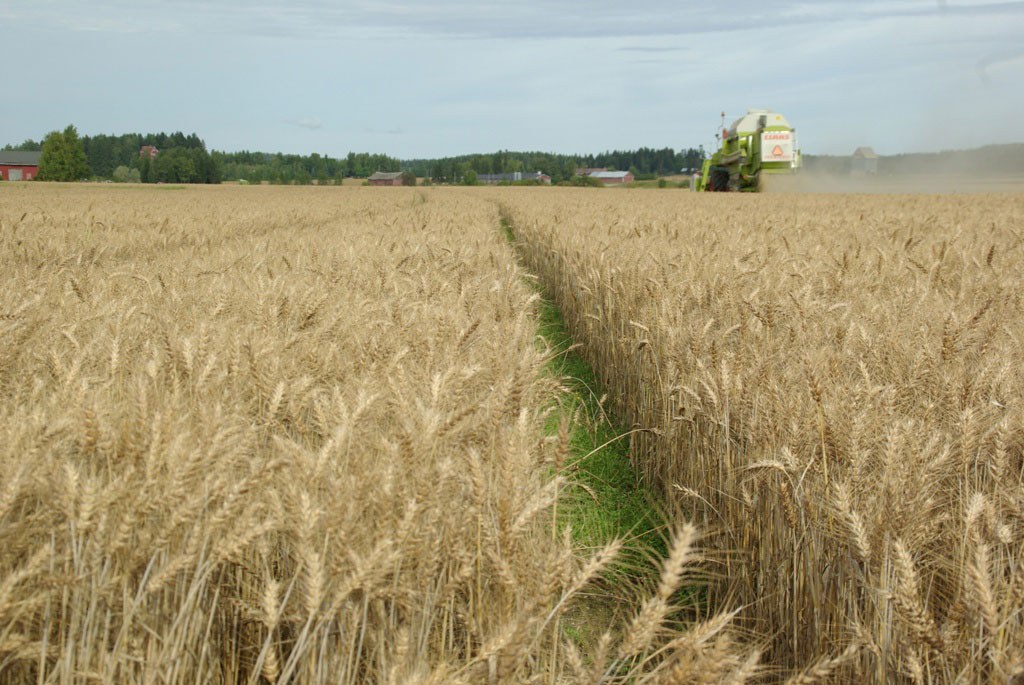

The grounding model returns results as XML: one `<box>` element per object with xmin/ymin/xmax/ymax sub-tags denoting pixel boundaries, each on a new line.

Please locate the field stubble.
<box><xmin>501</xmin><ymin>187</ymin><xmax>1024</xmax><ymax>683</ymax></box>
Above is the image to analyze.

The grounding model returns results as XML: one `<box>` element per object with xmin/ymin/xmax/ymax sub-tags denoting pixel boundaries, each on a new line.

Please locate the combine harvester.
<box><xmin>697</xmin><ymin>109</ymin><xmax>801</xmax><ymax>191</ymax></box>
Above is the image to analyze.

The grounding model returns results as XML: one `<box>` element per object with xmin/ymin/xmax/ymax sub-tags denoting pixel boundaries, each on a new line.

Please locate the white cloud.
<box><xmin>286</xmin><ymin>117</ymin><xmax>323</xmax><ymax>130</ymax></box>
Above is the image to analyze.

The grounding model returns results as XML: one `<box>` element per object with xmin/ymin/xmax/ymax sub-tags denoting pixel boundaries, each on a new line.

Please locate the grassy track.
<box><xmin>536</xmin><ymin>297</ymin><xmax>662</xmax><ymax>553</ymax></box>
<box><xmin>501</xmin><ymin>209</ymin><xmax>726</xmax><ymax>664</ymax></box>
<box><xmin>502</xmin><ymin>212</ymin><xmax>662</xmax><ymax>557</ymax></box>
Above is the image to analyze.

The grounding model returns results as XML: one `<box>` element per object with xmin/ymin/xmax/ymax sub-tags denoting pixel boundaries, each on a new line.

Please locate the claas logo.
<box><xmin>772</xmin><ymin>145</ymin><xmax>784</xmax><ymax>157</ymax></box>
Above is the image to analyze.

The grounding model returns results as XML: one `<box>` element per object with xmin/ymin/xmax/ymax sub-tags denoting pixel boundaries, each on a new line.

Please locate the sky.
<box><xmin>3</xmin><ymin>1</ymin><xmax>1023</xmax><ymax>158</ymax></box>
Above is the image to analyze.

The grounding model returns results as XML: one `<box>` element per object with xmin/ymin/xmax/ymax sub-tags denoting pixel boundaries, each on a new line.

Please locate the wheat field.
<box><xmin>6</xmin><ymin>182</ymin><xmax>1020</xmax><ymax>683</ymax></box>
<box><xmin>502</xmin><ymin>188</ymin><xmax>1024</xmax><ymax>683</ymax></box>
<box><xmin>0</xmin><ymin>184</ymin><xmax>760</xmax><ymax>684</ymax></box>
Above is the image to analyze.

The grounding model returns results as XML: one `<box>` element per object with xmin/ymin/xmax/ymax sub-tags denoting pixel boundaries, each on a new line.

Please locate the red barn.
<box><xmin>0</xmin><ymin>151</ymin><xmax>41</xmax><ymax>181</ymax></box>
<box><xmin>368</xmin><ymin>171</ymin><xmax>404</xmax><ymax>186</ymax></box>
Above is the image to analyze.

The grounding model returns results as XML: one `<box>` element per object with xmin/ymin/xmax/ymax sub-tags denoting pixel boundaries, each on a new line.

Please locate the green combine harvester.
<box><xmin>697</xmin><ymin>109</ymin><xmax>801</xmax><ymax>191</ymax></box>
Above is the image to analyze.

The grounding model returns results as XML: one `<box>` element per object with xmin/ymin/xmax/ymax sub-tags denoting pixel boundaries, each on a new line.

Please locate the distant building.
<box><xmin>851</xmin><ymin>147</ymin><xmax>878</xmax><ymax>175</ymax></box>
<box><xmin>368</xmin><ymin>171</ymin><xmax>404</xmax><ymax>186</ymax></box>
<box><xmin>140</xmin><ymin>146</ymin><xmax>159</xmax><ymax>159</ymax></box>
<box><xmin>589</xmin><ymin>170</ymin><xmax>634</xmax><ymax>185</ymax></box>
<box><xmin>0</xmin><ymin>151</ymin><xmax>41</xmax><ymax>181</ymax></box>
<box><xmin>477</xmin><ymin>171</ymin><xmax>551</xmax><ymax>185</ymax></box>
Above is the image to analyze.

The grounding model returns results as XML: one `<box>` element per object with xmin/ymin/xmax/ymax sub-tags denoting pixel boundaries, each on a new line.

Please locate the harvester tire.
<box><xmin>710</xmin><ymin>167</ymin><xmax>731</xmax><ymax>192</ymax></box>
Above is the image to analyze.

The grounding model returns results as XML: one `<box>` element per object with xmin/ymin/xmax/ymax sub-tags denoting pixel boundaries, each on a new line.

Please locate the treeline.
<box><xmin>404</xmin><ymin>147</ymin><xmax>706</xmax><ymax>183</ymax></box>
<box><xmin>139</xmin><ymin>147</ymin><xmax>220</xmax><ymax>184</ymax></box>
<box><xmin>4</xmin><ymin>131</ymin><xmax>220</xmax><ymax>184</ymax></box>
<box><xmin>6</xmin><ymin>130</ymin><xmax>706</xmax><ymax>184</ymax></box>
<box><xmin>213</xmin><ymin>151</ymin><xmax>400</xmax><ymax>184</ymax></box>
<box><xmin>90</xmin><ymin>132</ymin><xmax>219</xmax><ymax>184</ymax></box>
<box><xmin>1</xmin><ymin>140</ymin><xmax>42</xmax><ymax>152</ymax></box>
<box><xmin>198</xmin><ymin>147</ymin><xmax>705</xmax><ymax>185</ymax></box>
<box><xmin>10</xmin><ymin>128</ymin><xmax>1022</xmax><ymax>184</ymax></box>
<box><xmin>581</xmin><ymin>147</ymin><xmax>705</xmax><ymax>175</ymax></box>
<box><xmin>83</xmin><ymin>132</ymin><xmax>210</xmax><ymax>177</ymax></box>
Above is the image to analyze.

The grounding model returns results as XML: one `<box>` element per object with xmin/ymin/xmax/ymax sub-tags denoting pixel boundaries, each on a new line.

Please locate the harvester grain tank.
<box><xmin>697</xmin><ymin>109</ymin><xmax>801</xmax><ymax>191</ymax></box>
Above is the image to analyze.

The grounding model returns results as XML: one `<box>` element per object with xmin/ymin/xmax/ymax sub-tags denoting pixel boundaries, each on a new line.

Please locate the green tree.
<box><xmin>1</xmin><ymin>139</ymin><xmax>42</xmax><ymax>152</ymax></box>
<box><xmin>400</xmin><ymin>171</ymin><xmax>417</xmax><ymax>186</ymax></box>
<box><xmin>152</xmin><ymin>148</ymin><xmax>197</xmax><ymax>183</ymax></box>
<box><xmin>37</xmin><ymin>125</ymin><xmax>91</xmax><ymax>181</ymax></box>
<box><xmin>112</xmin><ymin>165</ymin><xmax>141</xmax><ymax>183</ymax></box>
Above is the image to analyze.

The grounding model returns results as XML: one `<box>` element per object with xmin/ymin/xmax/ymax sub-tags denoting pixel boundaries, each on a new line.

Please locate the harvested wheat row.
<box><xmin>500</xmin><ymin>187</ymin><xmax>1024</xmax><ymax>683</ymax></box>
<box><xmin>0</xmin><ymin>184</ymin><xmax>757</xmax><ymax>684</ymax></box>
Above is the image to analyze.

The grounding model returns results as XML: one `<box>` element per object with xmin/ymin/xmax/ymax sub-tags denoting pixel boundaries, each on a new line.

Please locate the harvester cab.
<box><xmin>696</xmin><ymin>109</ymin><xmax>801</xmax><ymax>191</ymax></box>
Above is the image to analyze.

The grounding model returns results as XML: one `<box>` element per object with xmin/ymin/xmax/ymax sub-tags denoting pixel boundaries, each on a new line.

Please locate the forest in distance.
<box><xmin>5</xmin><ymin>130</ymin><xmax>1024</xmax><ymax>185</ymax></box>
<box><xmin>2</xmin><ymin>131</ymin><xmax>703</xmax><ymax>184</ymax></box>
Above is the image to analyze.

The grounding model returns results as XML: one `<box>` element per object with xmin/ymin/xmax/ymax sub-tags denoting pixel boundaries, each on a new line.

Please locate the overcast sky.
<box><xmin>3</xmin><ymin>1</ymin><xmax>1023</xmax><ymax>158</ymax></box>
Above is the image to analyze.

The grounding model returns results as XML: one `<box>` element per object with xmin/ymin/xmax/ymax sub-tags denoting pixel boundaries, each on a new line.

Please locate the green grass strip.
<box><xmin>500</xmin><ymin>211</ymin><xmax>704</xmax><ymax>653</ymax></box>
<box><xmin>536</xmin><ymin>298</ymin><xmax>662</xmax><ymax>552</ymax></box>
<box><xmin>501</xmin><ymin>214</ymin><xmax>662</xmax><ymax>556</ymax></box>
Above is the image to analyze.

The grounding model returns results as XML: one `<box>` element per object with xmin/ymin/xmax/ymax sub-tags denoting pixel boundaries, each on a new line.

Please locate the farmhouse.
<box><xmin>140</xmin><ymin>146</ymin><xmax>159</xmax><ymax>159</ymax></box>
<box><xmin>0</xmin><ymin>151</ymin><xmax>41</xmax><ymax>181</ymax></box>
<box><xmin>368</xmin><ymin>171</ymin><xmax>404</xmax><ymax>186</ymax></box>
<box><xmin>477</xmin><ymin>171</ymin><xmax>551</xmax><ymax>185</ymax></box>
<box><xmin>851</xmin><ymin>147</ymin><xmax>878</xmax><ymax>175</ymax></box>
<box><xmin>588</xmin><ymin>170</ymin><xmax>634</xmax><ymax>186</ymax></box>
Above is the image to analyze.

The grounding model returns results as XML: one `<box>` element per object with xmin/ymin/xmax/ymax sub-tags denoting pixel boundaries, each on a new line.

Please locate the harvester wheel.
<box><xmin>710</xmin><ymin>167</ymin><xmax>730</xmax><ymax>192</ymax></box>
